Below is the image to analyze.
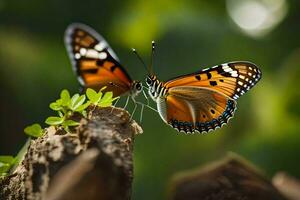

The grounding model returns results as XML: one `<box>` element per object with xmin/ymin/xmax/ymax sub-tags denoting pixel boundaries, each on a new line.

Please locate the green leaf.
<box><xmin>63</xmin><ymin>120</ymin><xmax>80</xmax><ymax>127</ymax></box>
<box><xmin>75</xmin><ymin>101</ymin><xmax>91</xmax><ymax>112</ymax></box>
<box><xmin>45</xmin><ymin>116</ymin><xmax>64</xmax><ymax>125</ymax></box>
<box><xmin>98</xmin><ymin>92</ymin><xmax>113</xmax><ymax>107</ymax></box>
<box><xmin>86</xmin><ymin>88</ymin><xmax>102</xmax><ymax>104</ymax></box>
<box><xmin>49</xmin><ymin>102</ymin><xmax>62</xmax><ymax>111</ymax></box>
<box><xmin>69</xmin><ymin>94</ymin><xmax>80</xmax><ymax>110</ymax></box>
<box><xmin>86</xmin><ymin>88</ymin><xmax>97</xmax><ymax>100</ymax></box>
<box><xmin>60</xmin><ymin>89</ymin><xmax>71</xmax><ymax>106</ymax></box>
<box><xmin>72</xmin><ymin>95</ymin><xmax>86</xmax><ymax>111</ymax></box>
<box><xmin>98</xmin><ymin>101</ymin><xmax>113</xmax><ymax>107</ymax></box>
<box><xmin>24</xmin><ymin>123</ymin><xmax>44</xmax><ymax>138</ymax></box>
<box><xmin>0</xmin><ymin>163</ymin><xmax>11</xmax><ymax>174</ymax></box>
<box><xmin>0</xmin><ymin>156</ymin><xmax>14</xmax><ymax>174</ymax></box>
<box><xmin>0</xmin><ymin>156</ymin><xmax>15</xmax><ymax>165</ymax></box>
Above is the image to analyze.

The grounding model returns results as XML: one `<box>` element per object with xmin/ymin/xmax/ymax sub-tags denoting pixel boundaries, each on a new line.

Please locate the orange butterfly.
<box><xmin>145</xmin><ymin>43</ymin><xmax>262</xmax><ymax>133</ymax></box>
<box><xmin>64</xmin><ymin>23</ymin><xmax>143</xmax><ymax>105</ymax></box>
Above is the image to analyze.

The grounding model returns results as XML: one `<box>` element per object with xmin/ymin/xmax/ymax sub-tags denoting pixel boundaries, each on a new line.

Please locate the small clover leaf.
<box><xmin>24</xmin><ymin>123</ymin><xmax>44</xmax><ymax>138</ymax></box>
<box><xmin>60</xmin><ymin>89</ymin><xmax>70</xmax><ymax>106</ymax></box>
<box><xmin>69</xmin><ymin>94</ymin><xmax>79</xmax><ymax>110</ymax></box>
<box><xmin>86</xmin><ymin>88</ymin><xmax>102</xmax><ymax>104</ymax></box>
<box><xmin>45</xmin><ymin>116</ymin><xmax>64</xmax><ymax>125</ymax></box>
<box><xmin>72</xmin><ymin>95</ymin><xmax>86</xmax><ymax>111</ymax></box>
<box><xmin>49</xmin><ymin>102</ymin><xmax>62</xmax><ymax>111</ymax></box>
<box><xmin>98</xmin><ymin>91</ymin><xmax>114</xmax><ymax>107</ymax></box>
<box><xmin>75</xmin><ymin>101</ymin><xmax>91</xmax><ymax>112</ymax></box>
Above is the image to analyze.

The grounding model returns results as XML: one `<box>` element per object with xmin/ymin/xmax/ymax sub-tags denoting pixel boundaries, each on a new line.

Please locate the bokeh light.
<box><xmin>227</xmin><ymin>0</ymin><xmax>288</xmax><ymax>37</ymax></box>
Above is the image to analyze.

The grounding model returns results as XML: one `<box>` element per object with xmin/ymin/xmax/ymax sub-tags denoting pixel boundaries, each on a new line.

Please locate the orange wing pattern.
<box><xmin>157</xmin><ymin>86</ymin><xmax>236</xmax><ymax>133</ymax></box>
<box><xmin>65</xmin><ymin>23</ymin><xmax>132</xmax><ymax>96</ymax></box>
<box><xmin>153</xmin><ymin>61</ymin><xmax>262</xmax><ymax>133</ymax></box>
<box><xmin>164</xmin><ymin>62</ymin><xmax>262</xmax><ymax>100</ymax></box>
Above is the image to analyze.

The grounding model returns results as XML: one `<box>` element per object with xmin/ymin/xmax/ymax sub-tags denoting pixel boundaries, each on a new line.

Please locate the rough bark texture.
<box><xmin>0</xmin><ymin>107</ymin><xmax>142</xmax><ymax>200</ymax></box>
<box><xmin>168</xmin><ymin>153</ymin><xmax>288</xmax><ymax>200</ymax></box>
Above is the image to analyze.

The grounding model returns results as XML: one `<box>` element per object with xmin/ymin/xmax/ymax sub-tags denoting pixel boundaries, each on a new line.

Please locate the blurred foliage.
<box><xmin>1</xmin><ymin>0</ymin><xmax>300</xmax><ymax>199</ymax></box>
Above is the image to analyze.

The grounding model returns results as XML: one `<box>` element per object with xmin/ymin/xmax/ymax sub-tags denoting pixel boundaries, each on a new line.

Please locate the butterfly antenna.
<box><xmin>132</xmin><ymin>48</ymin><xmax>149</xmax><ymax>73</ymax></box>
<box><xmin>149</xmin><ymin>40</ymin><xmax>155</xmax><ymax>75</ymax></box>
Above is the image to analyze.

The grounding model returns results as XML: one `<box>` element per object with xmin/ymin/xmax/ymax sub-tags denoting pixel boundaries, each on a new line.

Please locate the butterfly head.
<box><xmin>131</xmin><ymin>81</ymin><xmax>143</xmax><ymax>97</ymax></box>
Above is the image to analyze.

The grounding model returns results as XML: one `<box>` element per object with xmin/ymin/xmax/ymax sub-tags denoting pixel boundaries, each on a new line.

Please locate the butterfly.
<box><xmin>64</xmin><ymin>23</ymin><xmax>143</xmax><ymax>103</ymax></box>
<box><xmin>145</xmin><ymin>47</ymin><xmax>262</xmax><ymax>133</ymax></box>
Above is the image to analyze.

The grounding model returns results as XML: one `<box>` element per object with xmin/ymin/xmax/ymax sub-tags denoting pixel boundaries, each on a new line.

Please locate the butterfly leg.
<box><xmin>130</xmin><ymin>99</ymin><xmax>138</xmax><ymax>121</ymax></box>
<box><xmin>123</xmin><ymin>95</ymin><xmax>130</xmax><ymax>109</ymax></box>
<box><xmin>131</xmin><ymin>97</ymin><xmax>145</xmax><ymax>123</ymax></box>
<box><xmin>142</xmin><ymin>89</ymin><xmax>150</xmax><ymax>106</ymax></box>
<box><xmin>110</xmin><ymin>96</ymin><xmax>121</xmax><ymax>113</ymax></box>
<box><xmin>139</xmin><ymin>103</ymin><xmax>144</xmax><ymax>123</ymax></box>
<box><xmin>135</xmin><ymin>101</ymin><xmax>158</xmax><ymax>113</ymax></box>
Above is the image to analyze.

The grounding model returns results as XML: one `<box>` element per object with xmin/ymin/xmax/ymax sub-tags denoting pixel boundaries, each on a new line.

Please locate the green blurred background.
<box><xmin>1</xmin><ymin>0</ymin><xmax>300</xmax><ymax>199</ymax></box>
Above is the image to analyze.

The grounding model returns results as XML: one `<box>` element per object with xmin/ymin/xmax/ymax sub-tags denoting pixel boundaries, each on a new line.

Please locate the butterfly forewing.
<box><xmin>164</xmin><ymin>62</ymin><xmax>262</xmax><ymax>100</ymax></box>
<box><xmin>65</xmin><ymin>23</ymin><xmax>132</xmax><ymax>96</ymax></box>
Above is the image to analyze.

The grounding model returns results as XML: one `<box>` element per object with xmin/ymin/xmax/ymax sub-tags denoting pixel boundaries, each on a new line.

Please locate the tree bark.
<box><xmin>0</xmin><ymin>107</ymin><xmax>142</xmax><ymax>200</ymax></box>
<box><xmin>168</xmin><ymin>153</ymin><xmax>288</xmax><ymax>200</ymax></box>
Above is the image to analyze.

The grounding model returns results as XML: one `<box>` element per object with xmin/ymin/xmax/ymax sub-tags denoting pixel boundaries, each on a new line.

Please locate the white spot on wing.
<box><xmin>95</xmin><ymin>42</ymin><xmax>106</xmax><ymax>51</ymax></box>
<box><xmin>86</xmin><ymin>49</ymin><xmax>99</xmax><ymax>58</ymax></box>
<box><xmin>231</xmin><ymin>71</ymin><xmax>238</xmax><ymax>77</ymax></box>
<box><xmin>239</xmin><ymin>75</ymin><xmax>245</xmax><ymax>79</ymax></box>
<box><xmin>80</xmin><ymin>48</ymin><xmax>87</xmax><ymax>55</ymax></box>
<box><xmin>99</xmin><ymin>52</ymin><xmax>107</xmax><ymax>59</ymax></box>
<box><xmin>75</xmin><ymin>53</ymin><xmax>81</xmax><ymax>59</ymax></box>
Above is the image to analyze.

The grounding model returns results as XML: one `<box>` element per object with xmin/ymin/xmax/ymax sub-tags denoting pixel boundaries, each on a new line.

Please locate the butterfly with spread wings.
<box><xmin>145</xmin><ymin>43</ymin><xmax>262</xmax><ymax>133</ymax></box>
<box><xmin>64</xmin><ymin>23</ymin><xmax>148</xmax><ymax>113</ymax></box>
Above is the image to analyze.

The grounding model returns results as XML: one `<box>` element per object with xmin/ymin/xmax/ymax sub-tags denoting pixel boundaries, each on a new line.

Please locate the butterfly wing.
<box><xmin>164</xmin><ymin>62</ymin><xmax>262</xmax><ymax>100</ymax></box>
<box><xmin>157</xmin><ymin>86</ymin><xmax>236</xmax><ymax>133</ymax></box>
<box><xmin>158</xmin><ymin>61</ymin><xmax>261</xmax><ymax>133</ymax></box>
<box><xmin>65</xmin><ymin>23</ymin><xmax>132</xmax><ymax>96</ymax></box>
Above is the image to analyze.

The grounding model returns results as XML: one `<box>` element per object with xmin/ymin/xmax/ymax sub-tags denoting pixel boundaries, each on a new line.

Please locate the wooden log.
<box><xmin>168</xmin><ymin>153</ymin><xmax>288</xmax><ymax>200</ymax></box>
<box><xmin>0</xmin><ymin>107</ymin><xmax>142</xmax><ymax>200</ymax></box>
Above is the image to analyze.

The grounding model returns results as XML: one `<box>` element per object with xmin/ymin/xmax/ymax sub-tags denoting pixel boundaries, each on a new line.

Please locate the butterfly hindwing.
<box><xmin>157</xmin><ymin>86</ymin><xmax>236</xmax><ymax>133</ymax></box>
<box><xmin>164</xmin><ymin>62</ymin><xmax>262</xmax><ymax>100</ymax></box>
<box><xmin>65</xmin><ymin>23</ymin><xmax>132</xmax><ymax>96</ymax></box>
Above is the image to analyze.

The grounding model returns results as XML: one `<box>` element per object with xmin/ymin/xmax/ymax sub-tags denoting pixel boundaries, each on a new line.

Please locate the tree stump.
<box><xmin>168</xmin><ymin>153</ymin><xmax>288</xmax><ymax>200</ymax></box>
<box><xmin>0</xmin><ymin>107</ymin><xmax>142</xmax><ymax>200</ymax></box>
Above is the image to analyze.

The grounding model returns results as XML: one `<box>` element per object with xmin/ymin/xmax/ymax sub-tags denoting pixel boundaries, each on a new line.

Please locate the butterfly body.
<box><xmin>65</xmin><ymin>23</ymin><xmax>142</xmax><ymax>98</ymax></box>
<box><xmin>146</xmin><ymin>62</ymin><xmax>261</xmax><ymax>133</ymax></box>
